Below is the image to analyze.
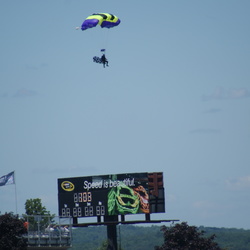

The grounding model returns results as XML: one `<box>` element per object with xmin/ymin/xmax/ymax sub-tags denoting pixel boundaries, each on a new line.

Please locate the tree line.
<box><xmin>71</xmin><ymin>223</ymin><xmax>250</xmax><ymax>250</ymax></box>
<box><xmin>1</xmin><ymin>198</ymin><xmax>250</xmax><ymax>249</ymax></box>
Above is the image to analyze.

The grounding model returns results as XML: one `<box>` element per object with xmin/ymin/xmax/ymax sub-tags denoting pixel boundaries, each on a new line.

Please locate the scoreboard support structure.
<box><xmin>105</xmin><ymin>215</ymin><xmax>118</xmax><ymax>250</ymax></box>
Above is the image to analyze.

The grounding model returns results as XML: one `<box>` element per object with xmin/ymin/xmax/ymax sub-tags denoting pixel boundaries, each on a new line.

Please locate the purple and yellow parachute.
<box><xmin>81</xmin><ymin>13</ymin><xmax>121</xmax><ymax>31</ymax></box>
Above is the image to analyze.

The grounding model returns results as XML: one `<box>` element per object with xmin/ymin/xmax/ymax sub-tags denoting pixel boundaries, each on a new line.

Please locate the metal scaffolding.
<box><xmin>23</xmin><ymin>215</ymin><xmax>72</xmax><ymax>249</ymax></box>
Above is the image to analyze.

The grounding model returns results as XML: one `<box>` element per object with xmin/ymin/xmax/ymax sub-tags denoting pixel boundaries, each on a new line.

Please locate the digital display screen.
<box><xmin>58</xmin><ymin>172</ymin><xmax>165</xmax><ymax>218</ymax></box>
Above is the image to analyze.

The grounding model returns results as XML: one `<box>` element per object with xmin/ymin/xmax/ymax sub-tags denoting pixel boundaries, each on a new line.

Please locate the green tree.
<box><xmin>0</xmin><ymin>212</ymin><xmax>27</xmax><ymax>250</ymax></box>
<box><xmin>155</xmin><ymin>222</ymin><xmax>223</xmax><ymax>250</ymax></box>
<box><xmin>23</xmin><ymin>198</ymin><xmax>54</xmax><ymax>231</ymax></box>
<box><xmin>24</xmin><ymin>198</ymin><xmax>50</xmax><ymax>216</ymax></box>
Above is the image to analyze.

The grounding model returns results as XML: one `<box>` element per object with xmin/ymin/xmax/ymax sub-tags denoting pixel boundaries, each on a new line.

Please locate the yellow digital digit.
<box><xmin>88</xmin><ymin>192</ymin><xmax>92</xmax><ymax>202</ymax></box>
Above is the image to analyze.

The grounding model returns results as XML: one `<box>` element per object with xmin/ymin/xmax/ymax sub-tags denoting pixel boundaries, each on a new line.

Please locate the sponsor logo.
<box><xmin>61</xmin><ymin>181</ymin><xmax>74</xmax><ymax>191</ymax></box>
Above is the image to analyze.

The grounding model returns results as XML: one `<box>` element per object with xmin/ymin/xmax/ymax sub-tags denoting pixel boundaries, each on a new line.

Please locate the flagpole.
<box><xmin>14</xmin><ymin>171</ymin><xmax>18</xmax><ymax>215</ymax></box>
<box><xmin>0</xmin><ymin>171</ymin><xmax>17</xmax><ymax>214</ymax></box>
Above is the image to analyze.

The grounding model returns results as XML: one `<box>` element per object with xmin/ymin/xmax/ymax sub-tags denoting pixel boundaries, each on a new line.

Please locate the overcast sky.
<box><xmin>1</xmin><ymin>0</ymin><xmax>250</xmax><ymax>229</ymax></box>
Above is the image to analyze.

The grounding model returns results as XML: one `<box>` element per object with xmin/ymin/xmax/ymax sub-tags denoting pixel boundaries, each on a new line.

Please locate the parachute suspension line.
<box><xmin>101</xmin><ymin>28</ymin><xmax>109</xmax><ymax>54</ymax></box>
<box><xmin>105</xmin><ymin>29</ymin><xmax>109</xmax><ymax>49</ymax></box>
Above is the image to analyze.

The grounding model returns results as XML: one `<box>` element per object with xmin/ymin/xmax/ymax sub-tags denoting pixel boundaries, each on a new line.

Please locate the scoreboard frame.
<box><xmin>58</xmin><ymin>172</ymin><xmax>165</xmax><ymax>218</ymax></box>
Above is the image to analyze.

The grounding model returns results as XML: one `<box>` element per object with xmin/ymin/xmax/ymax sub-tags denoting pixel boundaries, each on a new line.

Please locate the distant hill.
<box><xmin>71</xmin><ymin>224</ymin><xmax>250</xmax><ymax>250</ymax></box>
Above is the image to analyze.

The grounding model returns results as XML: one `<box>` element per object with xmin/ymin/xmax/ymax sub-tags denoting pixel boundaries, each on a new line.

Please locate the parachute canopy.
<box><xmin>81</xmin><ymin>13</ymin><xmax>121</xmax><ymax>31</ymax></box>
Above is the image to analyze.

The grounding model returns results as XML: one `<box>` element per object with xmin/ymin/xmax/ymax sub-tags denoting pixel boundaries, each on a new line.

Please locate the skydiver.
<box><xmin>101</xmin><ymin>54</ymin><xmax>109</xmax><ymax>68</ymax></box>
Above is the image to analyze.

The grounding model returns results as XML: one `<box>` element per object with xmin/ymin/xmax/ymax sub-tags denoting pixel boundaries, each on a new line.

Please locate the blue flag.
<box><xmin>0</xmin><ymin>171</ymin><xmax>15</xmax><ymax>186</ymax></box>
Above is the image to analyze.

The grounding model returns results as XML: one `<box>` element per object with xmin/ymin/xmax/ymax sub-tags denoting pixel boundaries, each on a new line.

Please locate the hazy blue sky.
<box><xmin>1</xmin><ymin>0</ymin><xmax>250</xmax><ymax>229</ymax></box>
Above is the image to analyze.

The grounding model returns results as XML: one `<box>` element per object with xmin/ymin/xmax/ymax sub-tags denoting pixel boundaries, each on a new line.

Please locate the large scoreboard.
<box><xmin>58</xmin><ymin>172</ymin><xmax>165</xmax><ymax>218</ymax></box>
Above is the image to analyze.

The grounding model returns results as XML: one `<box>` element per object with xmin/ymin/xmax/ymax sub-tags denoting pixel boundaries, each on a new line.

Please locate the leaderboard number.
<box><xmin>61</xmin><ymin>208</ymin><xmax>71</xmax><ymax>217</ymax></box>
<box><xmin>62</xmin><ymin>206</ymin><xmax>105</xmax><ymax>217</ymax></box>
<box><xmin>74</xmin><ymin>192</ymin><xmax>92</xmax><ymax>203</ymax></box>
<box><xmin>84</xmin><ymin>206</ymin><xmax>105</xmax><ymax>216</ymax></box>
<box><xmin>73</xmin><ymin>207</ymin><xmax>82</xmax><ymax>217</ymax></box>
<box><xmin>96</xmin><ymin>205</ymin><xmax>105</xmax><ymax>216</ymax></box>
<box><xmin>84</xmin><ymin>206</ymin><xmax>93</xmax><ymax>216</ymax></box>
